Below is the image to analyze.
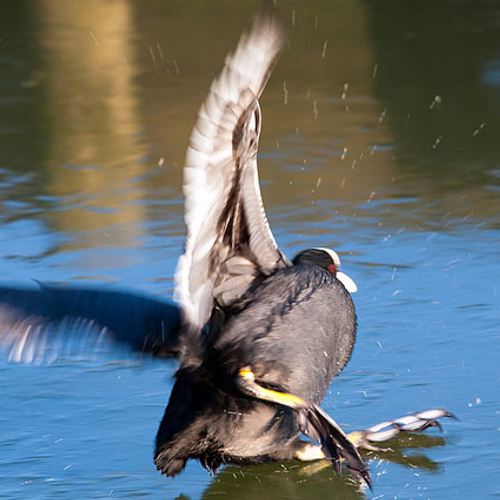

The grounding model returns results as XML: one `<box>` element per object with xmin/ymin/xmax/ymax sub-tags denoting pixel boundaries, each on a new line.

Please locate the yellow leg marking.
<box><xmin>237</xmin><ymin>367</ymin><xmax>307</xmax><ymax>409</ymax></box>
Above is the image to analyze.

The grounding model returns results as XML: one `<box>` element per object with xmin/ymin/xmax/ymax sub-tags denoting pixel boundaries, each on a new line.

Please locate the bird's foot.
<box><xmin>347</xmin><ymin>408</ymin><xmax>456</xmax><ymax>450</ymax></box>
<box><xmin>294</xmin><ymin>442</ymin><xmax>326</xmax><ymax>462</ymax></box>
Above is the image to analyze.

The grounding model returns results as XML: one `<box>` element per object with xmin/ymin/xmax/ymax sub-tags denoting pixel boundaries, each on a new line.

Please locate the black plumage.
<box><xmin>152</xmin><ymin>10</ymin><xmax>369</xmax><ymax>483</ymax></box>
<box><xmin>155</xmin><ymin>265</ymin><xmax>358</xmax><ymax>475</ymax></box>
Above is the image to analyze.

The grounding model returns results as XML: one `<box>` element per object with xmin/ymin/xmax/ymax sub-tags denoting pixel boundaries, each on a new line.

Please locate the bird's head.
<box><xmin>291</xmin><ymin>247</ymin><xmax>358</xmax><ymax>293</ymax></box>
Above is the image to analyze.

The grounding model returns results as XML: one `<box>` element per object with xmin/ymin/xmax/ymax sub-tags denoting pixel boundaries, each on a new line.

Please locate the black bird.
<box><xmin>0</xmin><ymin>10</ymin><xmax>453</xmax><ymax>489</ymax></box>
<box><xmin>148</xmin><ymin>12</ymin><xmax>374</xmax><ymax>485</ymax></box>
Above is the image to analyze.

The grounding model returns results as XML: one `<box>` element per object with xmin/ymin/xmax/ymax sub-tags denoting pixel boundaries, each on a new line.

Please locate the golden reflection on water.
<box><xmin>32</xmin><ymin>0</ymin><xmax>400</xmax><ymax>256</ymax></box>
<box><xmin>37</xmin><ymin>0</ymin><xmax>146</xmax><ymax>250</ymax></box>
<box><xmin>25</xmin><ymin>0</ymin><xmax>500</xmax><ymax>257</ymax></box>
<box><xmin>132</xmin><ymin>0</ymin><xmax>397</xmax><ymax>243</ymax></box>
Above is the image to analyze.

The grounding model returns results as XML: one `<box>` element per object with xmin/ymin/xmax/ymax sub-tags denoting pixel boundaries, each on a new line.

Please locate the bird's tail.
<box><xmin>298</xmin><ymin>404</ymin><xmax>371</xmax><ymax>488</ymax></box>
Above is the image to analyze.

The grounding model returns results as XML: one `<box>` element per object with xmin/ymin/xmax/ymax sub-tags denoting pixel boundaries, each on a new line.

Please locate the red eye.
<box><xmin>328</xmin><ymin>263</ymin><xmax>336</xmax><ymax>272</ymax></box>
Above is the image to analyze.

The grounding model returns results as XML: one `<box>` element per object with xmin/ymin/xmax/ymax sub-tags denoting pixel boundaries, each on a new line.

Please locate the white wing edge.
<box><xmin>175</xmin><ymin>14</ymin><xmax>285</xmax><ymax>331</ymax></box>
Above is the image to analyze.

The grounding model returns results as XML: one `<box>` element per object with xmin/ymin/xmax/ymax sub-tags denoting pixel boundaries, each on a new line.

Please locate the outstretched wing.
<box><xmin>176</xmin><ymin>13</ymin><xmax>291</xmax><ymax>332</ymax></box>
<box><xmin>0</xmin><ymin>283</ymin><xmax>182</xmax><ymax>364</ymax></box>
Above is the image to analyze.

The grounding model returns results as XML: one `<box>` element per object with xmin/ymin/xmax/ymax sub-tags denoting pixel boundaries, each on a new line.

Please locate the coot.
<box><xmin>151</xmin><ymin>11</ymin><xmax>371</xmax><ymax>483</ymax></box>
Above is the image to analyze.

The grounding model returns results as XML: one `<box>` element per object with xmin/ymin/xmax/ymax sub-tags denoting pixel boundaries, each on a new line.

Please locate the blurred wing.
<box><xmin>176</xmin><ymin>13</ymin><xmax>290</xmax><ymax>331</ymax></box>
<box><xmin>0</xmin><ymin>283</ymin><xmax>182</xmax><ymax>364</ymax></box>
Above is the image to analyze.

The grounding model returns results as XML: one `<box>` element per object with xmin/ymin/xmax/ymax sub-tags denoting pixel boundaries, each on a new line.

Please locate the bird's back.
<box><xmin>212</xmin><ymin>265</ymin><xmax>357</xmax><ymax>403</ymax></box>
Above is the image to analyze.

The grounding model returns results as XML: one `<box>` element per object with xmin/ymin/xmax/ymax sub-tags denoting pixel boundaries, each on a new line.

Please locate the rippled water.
<box><xmin>1</xmin><ymin>1</ymin><xmax>499</xmax><ymax>499</ymax></box>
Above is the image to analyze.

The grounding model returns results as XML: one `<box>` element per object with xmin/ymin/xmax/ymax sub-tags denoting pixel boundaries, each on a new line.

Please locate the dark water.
<box><xmin>1</xmin><ymin>1</ymin><xmax>499</xmax><ymax>498</ymax></box>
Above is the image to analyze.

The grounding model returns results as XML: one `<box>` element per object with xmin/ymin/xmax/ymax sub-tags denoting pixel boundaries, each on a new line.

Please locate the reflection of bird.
<box><xmin>0</xmin><ymin>10</ymin><xmax>453</xmax><ymax>489</ymax></box>
<box><xmin>201</xmin><ymin>410</ymin><xmax>454</xmax><ymax>500</ymax></box>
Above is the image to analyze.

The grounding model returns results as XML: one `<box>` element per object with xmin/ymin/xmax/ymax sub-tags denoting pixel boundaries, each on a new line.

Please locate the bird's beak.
<box><xmin>336</xmin><ymin>271</ymin><xmax>358</xmax><ymax>293</ymax></box>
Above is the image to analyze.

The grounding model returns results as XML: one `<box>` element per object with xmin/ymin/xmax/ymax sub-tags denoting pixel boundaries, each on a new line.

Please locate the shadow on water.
<box><xmin>364</xmin><ymin>433</ymin><xmax>450</xmax><ymax>471</ymax></box>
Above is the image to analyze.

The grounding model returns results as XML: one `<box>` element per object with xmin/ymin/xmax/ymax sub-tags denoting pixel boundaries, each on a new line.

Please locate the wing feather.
<box><xmin>176</xmin><ymin>13</ymin><xmax>290</xmax><ymax>331</ymax></box>
<box><xmin>0</xmin><ymin>284</ymin><xmax>182</xmax><ymax>364</ymax></box>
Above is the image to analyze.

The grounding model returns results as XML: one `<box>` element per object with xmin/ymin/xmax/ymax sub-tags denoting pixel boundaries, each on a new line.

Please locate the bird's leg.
<box><xmin>236</xmin><ymin>367</ymin><xmax>371</xmax><ymax>489</ymax></box>
<box><xmin>237</xmin><ymin>370</ymin><xmax>328</xmax><ymax>461</ymax></box>
<box><xmin>236</xmin><ymin>367</ymin><xmax>307</xmax><ymax>408</ymax></box>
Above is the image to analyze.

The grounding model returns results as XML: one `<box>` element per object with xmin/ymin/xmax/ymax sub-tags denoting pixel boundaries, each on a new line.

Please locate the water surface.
<box><xmin>1</xmin><ymin>1</ymin><xmax>499</xmax><ymax>499</ymax></box>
